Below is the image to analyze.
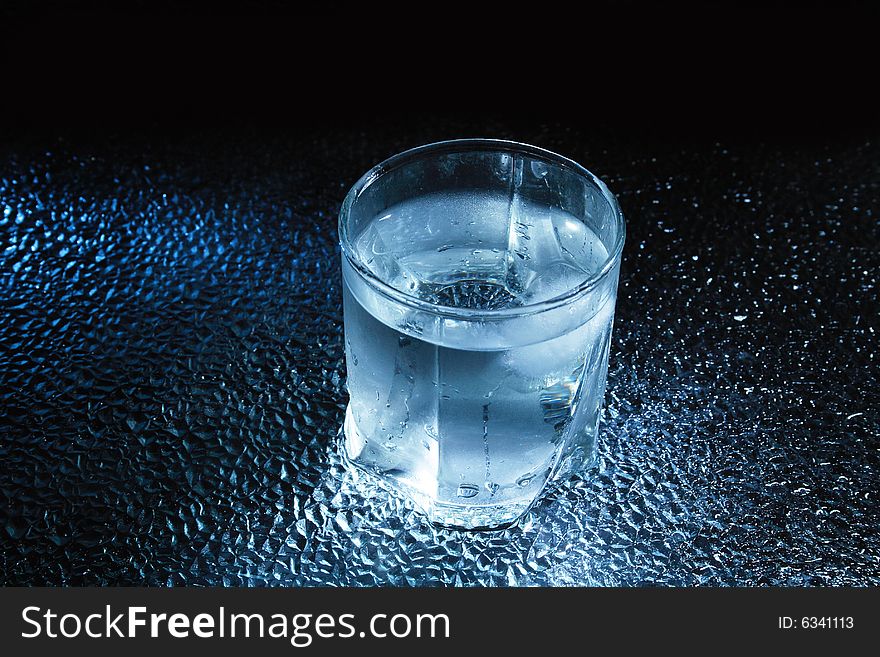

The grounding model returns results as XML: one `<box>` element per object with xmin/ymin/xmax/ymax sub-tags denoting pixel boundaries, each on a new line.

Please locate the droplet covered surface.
<box><xmin>0</xmin><ymin>123</ymin><xmax>878</xmax><ymax>586</ymax></box>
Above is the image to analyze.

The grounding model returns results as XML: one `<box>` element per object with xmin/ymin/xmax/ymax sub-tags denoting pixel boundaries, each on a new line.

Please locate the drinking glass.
<box><xmin>339</xmin><ymin>139</ymin><xmax>625</xmax><ymax>529</ymax></box>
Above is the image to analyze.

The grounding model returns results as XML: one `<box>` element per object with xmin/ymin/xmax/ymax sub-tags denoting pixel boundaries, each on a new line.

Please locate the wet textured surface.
<box><xmin>1</xmin><ymin>123</ymin><xmax>878</xmax><ymax>586</ymax></box>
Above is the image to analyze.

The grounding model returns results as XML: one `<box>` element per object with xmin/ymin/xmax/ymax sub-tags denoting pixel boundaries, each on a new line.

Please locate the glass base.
<box><xmin>339</xmin><ymin>407</ymin><xmax>601</xmax><ymax>531</ymax></box>
<box><xmin>340</xmin><ymin>410</ymin><xmax>534</xmax><ymax>530</ymax></box>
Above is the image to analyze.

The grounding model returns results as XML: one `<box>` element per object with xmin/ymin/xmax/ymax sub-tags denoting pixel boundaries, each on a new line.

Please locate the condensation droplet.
<box><xmin>456</xmin><ymin>484</ymin><xmax>479</xmax><ymax>498</ymax></box>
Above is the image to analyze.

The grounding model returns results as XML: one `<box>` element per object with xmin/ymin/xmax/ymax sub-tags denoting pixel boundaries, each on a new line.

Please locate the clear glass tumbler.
<box><xmin>339</xmin><ymin>139</ymin><xmax>625</xmax><ymax>529</ymax></box>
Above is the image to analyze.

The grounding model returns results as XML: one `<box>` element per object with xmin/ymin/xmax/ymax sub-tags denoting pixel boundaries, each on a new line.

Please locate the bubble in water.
<box><xmin>516</xmin><ymin>475</ymin><xmax>533</xmax><ymax>487</ymax></box>
<box><xmin>456</xmin><ymin>484</ymin><xmax>479</xmax><ymax>498</ymax></box>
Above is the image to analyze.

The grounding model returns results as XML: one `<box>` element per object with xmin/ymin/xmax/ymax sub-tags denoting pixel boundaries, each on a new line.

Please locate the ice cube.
<box><xmin>502</xmin><ymin>298</ymin><xmax>615</xmax><ymax>381</ymax></box>
<box><xmin>355</xmin><ymin>222</ymin><xmax>421</xmax><ymax>293</ymax></box>
<box><xmin>521</xmin><ymin>261</ymin><xmax>590</xmax><ymax>304</ymax></box>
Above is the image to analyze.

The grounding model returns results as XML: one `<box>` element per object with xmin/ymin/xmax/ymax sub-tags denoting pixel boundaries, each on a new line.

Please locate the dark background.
<box><xmin>3</xmin><ymin>1</ymin><xmax>877</xmax><ymax>140</ymax></box>
<box><xmin>1</xmin><ymin>2</ymin><xmax>878</xmax><ymax>585</ymax></box>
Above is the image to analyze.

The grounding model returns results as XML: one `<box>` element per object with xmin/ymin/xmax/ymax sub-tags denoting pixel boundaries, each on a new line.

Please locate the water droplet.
<box><xmin>516</xmin><ymin>475</ymin><xmax>533</xmax><ymax>487</ymax></box>
<box><xmin>456</xmin><ymin>484</ymin><xmax>479</xmax><ymax>498</ymax></box>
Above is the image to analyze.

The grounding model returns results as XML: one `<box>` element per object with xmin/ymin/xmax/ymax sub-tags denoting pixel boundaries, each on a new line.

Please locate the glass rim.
<box><xmin>338</xmin><ymin>138</ymin><xmax>626</xmax><ymax>319</ymax></box>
